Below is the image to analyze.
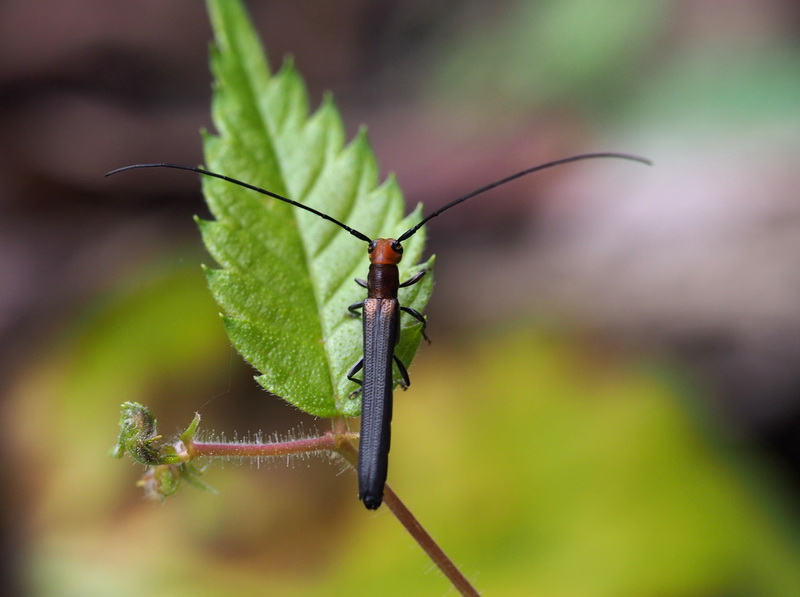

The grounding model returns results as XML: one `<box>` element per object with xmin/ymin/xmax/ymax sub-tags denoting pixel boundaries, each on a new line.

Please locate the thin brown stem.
<box><xmin>336</xmin><ymin>441</ymin><xmax>480</xmax><ymax>597</ymax></box>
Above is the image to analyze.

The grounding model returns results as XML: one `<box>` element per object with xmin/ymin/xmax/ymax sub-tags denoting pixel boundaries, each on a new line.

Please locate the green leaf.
<box><xmin>199</xmin><ymin>0</ymin><xmax>434</xmax><ymax>417</ymax></box>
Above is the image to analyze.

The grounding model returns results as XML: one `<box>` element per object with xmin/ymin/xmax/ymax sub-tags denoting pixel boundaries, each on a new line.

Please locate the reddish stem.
<box><xmin>336</xmin><ymin>441</ymin><xmax>480</xmax><ymax>597</ymax></box>
<box><xmin>188</xmin><ymin>430</ymin><xmax>357</xmax><ymax>458</ymax></box>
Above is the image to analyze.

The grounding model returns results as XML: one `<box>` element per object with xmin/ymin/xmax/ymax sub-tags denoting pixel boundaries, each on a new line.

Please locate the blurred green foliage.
<box><xmin>14</xmin><ymin>256</ymin><xmax>800</xmax><ymax>595</ymax></box>
<box><xmin>427</xmin><ymin>0</ymin><xmax>669</xmax><ymax>119</ymax></box>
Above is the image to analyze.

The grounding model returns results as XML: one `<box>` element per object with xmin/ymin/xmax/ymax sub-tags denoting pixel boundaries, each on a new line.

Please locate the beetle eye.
<box><xmin>368</xmin><ymin>240</ymin><xmax>377</xmax><ymax>252</ymax></box>
<box><xmin>391</xmin><ymin>240</ymin><xmax>403</xmax><ymax>253</ymax></box>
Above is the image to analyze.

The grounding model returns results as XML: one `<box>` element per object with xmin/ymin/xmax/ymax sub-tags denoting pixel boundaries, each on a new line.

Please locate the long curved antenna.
<box><xmin>105</xmin><ymin>163</ymin><xmax>373</xmax><ymax>244</ymax></box>
<box><xmin>396</xmin><ymin>152</ymin><xmax>651</xmax><ymax>242</ymax></box>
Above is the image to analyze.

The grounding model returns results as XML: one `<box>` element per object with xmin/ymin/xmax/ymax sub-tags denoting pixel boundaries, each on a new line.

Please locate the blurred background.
<box><xmin>2</xmin><ymin>0</ymin><xmax>800</xmax><ymax>595</ymax></box>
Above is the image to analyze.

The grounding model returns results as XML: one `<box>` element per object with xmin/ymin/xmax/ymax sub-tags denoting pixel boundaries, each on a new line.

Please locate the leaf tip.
<box><xmin>350</xmin><ymin>125</ymin><xmax>374</xmax><ymax>160</ymax></box>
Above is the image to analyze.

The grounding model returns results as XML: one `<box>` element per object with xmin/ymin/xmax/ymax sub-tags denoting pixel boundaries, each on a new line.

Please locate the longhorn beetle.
<box><xmin>107</xmin><ymin>152</ymin><xmax>650</xmax><ymax>509</ymax></box>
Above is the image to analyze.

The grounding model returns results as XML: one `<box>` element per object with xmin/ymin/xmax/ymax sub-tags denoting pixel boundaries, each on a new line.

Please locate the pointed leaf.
<box><xmin>200</xmin><ymin>0</ymin><xmax>434</xmax><ymax>417</ymax></box>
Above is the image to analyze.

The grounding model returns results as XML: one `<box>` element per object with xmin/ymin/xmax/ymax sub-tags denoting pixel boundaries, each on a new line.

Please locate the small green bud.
<box><xmin>113</xmin><ymin>402</ymin><xmax>163</xmax><ymax>465</ymax></box>
<box><xmin>137</xmin><ymin>464</ymin><xmax>182</xmax><ymax>500</ymax></box>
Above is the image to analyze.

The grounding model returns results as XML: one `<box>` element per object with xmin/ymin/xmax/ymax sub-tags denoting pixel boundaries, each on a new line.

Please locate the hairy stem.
<box><xmin>188</xmin><ymin>429</ymin><xmax>357</xmax><ymax>458</ymax></box>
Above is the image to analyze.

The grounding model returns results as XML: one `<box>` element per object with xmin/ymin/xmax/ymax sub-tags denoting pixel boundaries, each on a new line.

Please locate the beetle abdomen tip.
<box><xmin>361</xmin><ymin>493</ymin><xmax>383</xmax><ymax>510</ymax></box>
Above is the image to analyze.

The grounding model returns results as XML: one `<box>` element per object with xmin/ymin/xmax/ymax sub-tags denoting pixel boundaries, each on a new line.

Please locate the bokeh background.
<box><xmin>2</xmin><ymin>0</ymin><xmax>800</xmax><ymax>595</ymax></box>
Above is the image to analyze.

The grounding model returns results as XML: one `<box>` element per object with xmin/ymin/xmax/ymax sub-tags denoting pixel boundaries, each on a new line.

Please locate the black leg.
<box><xmin>401</xmin><ymin>306</ymin><xmax>429</xmax><ymax>342</ymax></box>
<box><xmin>347</xmin><ymin>358</ymin><xmax>364</xmax><ymax>397</ymax></box>
<box><xmin>348</xmin><ymin>301</ymin><xmax>364</xmax><ymax>318</ymax></box>
<box><xmin>399</xmin><ymin>269</ymin><xmax>426</xmax><ymax>288</ymax></box>
<box><xmin>393</xmin><ymin>355</ymin><xmax>410</xmax><ymax>389</ymax></box>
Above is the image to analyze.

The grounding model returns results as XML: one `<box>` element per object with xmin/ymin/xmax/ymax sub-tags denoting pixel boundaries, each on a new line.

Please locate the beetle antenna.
<box><xmin>105</xmin><ymin>163</ymin><xmax>373</xmax><ymax>243</ymax></box>
<box><xmin>396</xmin><ymin>152</ymin><xmax>651</xmax><ymax>242</ymax></box>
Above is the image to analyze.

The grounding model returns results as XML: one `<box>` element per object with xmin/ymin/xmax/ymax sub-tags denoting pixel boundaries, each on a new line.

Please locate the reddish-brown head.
<box><xmin>368</xmin><ymin>238</ymin><xmax>403</xmax><ymax>265</ymax></box>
